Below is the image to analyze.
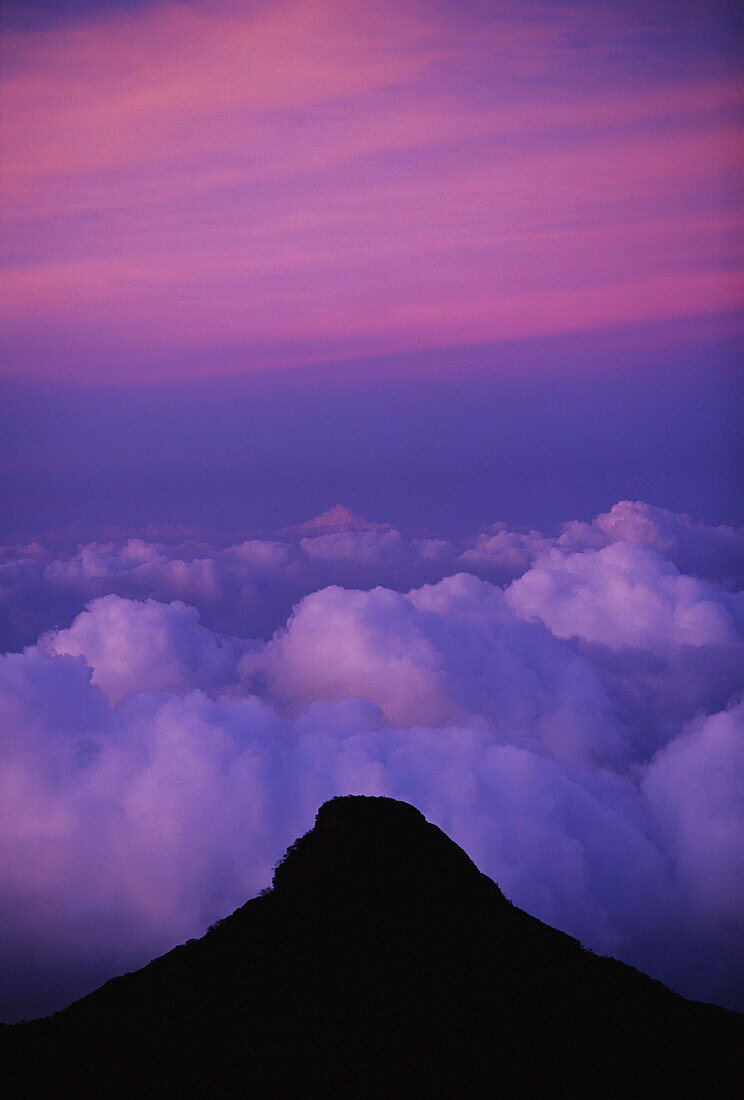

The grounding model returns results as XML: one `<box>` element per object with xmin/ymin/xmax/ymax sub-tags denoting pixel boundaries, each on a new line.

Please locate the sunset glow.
<box><xmin>2</xmin><ymin>0</ymin><xmax>742</xmax><ymax>382</ymax></box>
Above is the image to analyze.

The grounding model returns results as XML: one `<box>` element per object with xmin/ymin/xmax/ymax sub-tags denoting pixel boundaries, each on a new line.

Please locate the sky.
<box><xmin>1</xmin><ymin>0</ymin><xmax>742</xmax><ymax>533</ymax></box>
<box><xmin>1</xmin><ymin>0</ymin><xmax>742</xmax><ymax>387</ymax></box>
<box><xmin>1</xmin><ymin>0</ymin><xmax>743</xmax><ymax>1022</ymax></box>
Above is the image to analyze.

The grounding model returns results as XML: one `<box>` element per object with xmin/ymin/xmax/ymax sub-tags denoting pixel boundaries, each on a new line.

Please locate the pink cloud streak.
<box><xmin>1</xmin><ymin>0</ymin><xmax>742</xmax><ymax>381</ymax></box>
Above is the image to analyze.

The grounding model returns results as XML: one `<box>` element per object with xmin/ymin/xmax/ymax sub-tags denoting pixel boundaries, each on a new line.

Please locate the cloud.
<box><xmin>642</xmin><ymin>701</ymin><xmax>744</xmax><ymax>1006</ymax></box>
<box><xmin>1</xmin><ymin>501</ymin><xmax>743</xmax><ymax>1019</ymax></box>
<box><xmin>644</xmin><ymin>700</ymin><xmax>744</xmax><ymax>923</ymax></box>
<box><xmin>0</xmin><ymin>510</ymin><xmax>460</xmax><ymax>652</ymax></box>
<box><xmin>41</xmin><ymin>595</ymin><xmax>246</xmax><ymax>703</ymax></box>
<box><xmin>0</xmin><ymin>651</ymin><xmax>299</xmax><ymax>1019</ymax></box>
<box><xmin>559</xmin><ymin>500</ymin><xmax>744</xmax><ymax>589</ymax></box>
<box><xmin>45</xmin><ymin>539</ymin><xmax>222</xmax><ymax>602</ymax></box>
<box><xmin>505</xmin><ymin>540</ymin><xmax>744</xmax><ymax>755</ymax></box>
<box><xmin>244</xmin><ymin>573</ymin><xmax>627</xmax><ymax>767</ymax></box>
<box><xmin>505</xmin><ymin>541</ymin><xmax>744</xmax><ymax>651</ymax></box>
<box><xmin>455</xmin><ymin>523</ymin><xmax>549</xmax><ymax>585</ymax></box>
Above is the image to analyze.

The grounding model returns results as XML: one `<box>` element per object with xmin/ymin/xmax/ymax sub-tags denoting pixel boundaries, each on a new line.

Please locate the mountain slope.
<box><xmin>3</xmin><ymin>796</ymin><xmax>742</xmax><ymax>1097</ymax></box>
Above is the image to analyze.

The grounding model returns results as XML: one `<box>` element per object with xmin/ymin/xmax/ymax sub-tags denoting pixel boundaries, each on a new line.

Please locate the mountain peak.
<box><xmin>280</xmin><ymin>505</ymin><xmax>392</xmax><ymax>538</ymax></box>
<box><xmin>308</xmin><ymin>504</ymin><xmax>367</xmax><ymax>529</ymax></box>
<box><xmin>271</xmin><ymin>795</ymin><xmax>486</xmax><ymax>900</ymax></box>
<box><xmin>5</xmin><ymin>796</ymin><xmax>742</xmax><ymax>1097</ymax></box>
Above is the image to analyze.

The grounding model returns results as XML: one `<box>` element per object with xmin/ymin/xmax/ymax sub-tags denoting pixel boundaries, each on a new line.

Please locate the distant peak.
<box><xmin>309</xmin><ymin>505</ymin><xmax>366</xmax><ymax>530</ymax></box>
<box><xmin>279</xmin><ymin>505</ymin><xmax>392</xmax><ymax>538</ymax></box>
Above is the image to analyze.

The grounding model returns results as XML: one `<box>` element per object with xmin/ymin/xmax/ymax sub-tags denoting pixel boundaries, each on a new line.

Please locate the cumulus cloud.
<box><xmin>244</xmin><ymin>574</ymin><xmax>627</xmax><ymax>767</ymax></box>
<box><xmin>505</xmin><ymin>541</ymin><xmax>744</xmax><ymax>651</ymax></box>
<box><xmin>642</xmin><ymin>701</ymin><xmax>744</xmax><ymax>1007</ymax></box>
<box><xmin>644</xmin><ymin>701</ymin><xmax>744</xmax><ymax>927</ymax></box>
<box><xmin>1</xmin><ymin>501</ymin><xmax>743</xmax><ymax>1020</ymax></box>
<box><xmin>41</xmin><ymin>595</ymin><xmax>246</xmax><ymax>703</ymax></box>
<box><xmin>504</xmin><ymin>541</ymin><xmax>744</xmax><ymax>757</ymax></box>
<box><xmin>559</xmin><ymin>500</ymin><xmax>744</xmax><ymax>589</ymax></box>
<box><xmin>456</xmin><ymin>523</ymin><xmax>549</xmax><ymax>584</ymax></box>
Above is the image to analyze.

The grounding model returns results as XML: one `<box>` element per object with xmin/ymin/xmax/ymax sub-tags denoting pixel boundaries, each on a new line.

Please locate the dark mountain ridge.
<box><xmin>3</xmin><ymin>796</ymin><xmax>742</xmax><ymax>1097</ymax></box>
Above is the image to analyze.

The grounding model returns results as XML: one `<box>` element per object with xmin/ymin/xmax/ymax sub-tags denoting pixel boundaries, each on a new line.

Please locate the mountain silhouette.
<box><xmin>3</xmin><ymin>795</ymin><xmax>742</xmax><ymax>1097</ymax></box>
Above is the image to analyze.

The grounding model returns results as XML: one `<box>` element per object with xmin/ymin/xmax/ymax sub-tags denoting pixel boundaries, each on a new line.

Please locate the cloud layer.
<box><xmin>1</xmin><ymin>499</ymin><xmax>743</xmax><ymax>1020</ymax></box>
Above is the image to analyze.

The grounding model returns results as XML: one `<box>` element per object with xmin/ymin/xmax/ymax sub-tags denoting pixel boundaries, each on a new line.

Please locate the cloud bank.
<box><xmin>1</xmin><ymin>500</ymin><xmax>743</xmax><ymax>1020</ymax></box>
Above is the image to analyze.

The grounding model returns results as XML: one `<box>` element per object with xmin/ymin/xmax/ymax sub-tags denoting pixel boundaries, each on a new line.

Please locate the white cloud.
<box><xmin>505</xmin><ymin>541</ymin><xmax>744</xmax><ymax>651</ymax></box>
<box><xmin>559</xmin><ymin>500</ymin><xmax>744</xmax><ymax>588</ymax></box>
<box><xmin>42</xmin><ymin>595</ymin><xmax>245</xmax><ymax>703</ymax></box>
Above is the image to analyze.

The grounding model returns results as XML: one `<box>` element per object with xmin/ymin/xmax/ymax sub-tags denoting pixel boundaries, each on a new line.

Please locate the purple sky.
<box><xmin>2</xmin><ymin>0</ymin><xmax>742</xmax><ymax>536</ymax></box>
<box><xmin>2</xmin><ymin>317</ymin><xmax>742</xmax><ymax>539</ymax></box>
<box><xmin>1</xmin><ymin>0</ymin><xmax>743</xmax><ymax>1023</ymax></box>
